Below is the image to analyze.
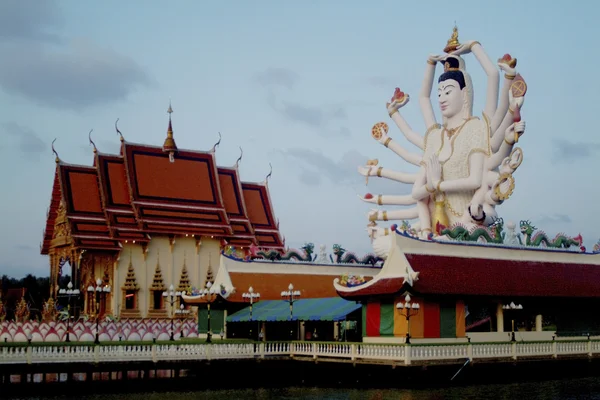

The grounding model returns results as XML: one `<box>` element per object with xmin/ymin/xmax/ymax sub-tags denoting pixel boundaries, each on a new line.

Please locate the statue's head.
<box><xmin>437</xmin><ymin>56</ymin><xmax>473</xmax><ymax>120</ymax></box>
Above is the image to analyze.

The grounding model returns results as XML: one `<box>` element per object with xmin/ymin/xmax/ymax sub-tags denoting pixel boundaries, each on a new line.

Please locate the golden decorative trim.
<box><xmin>436</xmin><ymin>181</ymin><xmax>442</xmax><ymax>193</ymax></box>
<box><xmin>494</xmin><ymin>173</ymin><xmax>516</xmax><ymax>201</ymax></box>
<box><xmin>388</xmin><ymin>109</ymin><xmax>398</xmax><ymax>118</ymax></box>
<box><xmin>383</xmin><ymin>137</ymin><xmax>392</xmax><ymax>148</ymax></box>
<box><xmin>382</xmin><ymin>211</ymin><xmax>388</xmax><ymax>221</ymax></box>
<box><xmin>508</xmin><ymin>107</ymin><xmax>514</xmax><ymax>114</ymax></box>
<box><xmin>426</xmin><ymin>185</ymin><xmax>435</xmax><ymax>194</ymax></box>
<box><xmin>384</xmin><ymin>228</ymin><xmax>389</xmax><ymax>236</ymax></box>
<box><xmin>369</xmin><ymin>213</ymin><xmax>377</xmax><ymax>222</ymax></box>
<box><xmin>504</xmin><ymin>137</ymin><xmax>513</xmax><ymax>146</ymax></box>
<box><xmin>427</xmin><ymin>59</ymin><xmax>436</xmax><ymax>65</ymax></box>
<box><xmin>505</xmin><ymin>74</ymin><xmax>516</xmax><ymax>80</ymax></box>
<box><xmin>377</xmin><ymin>166</ymin><xmax>383</xmax><ymax>177</ymax></box>
<box><xmin>377</xmin><ymin>195</ymin><xmax>383</xmax><ymax>206</ymax></box>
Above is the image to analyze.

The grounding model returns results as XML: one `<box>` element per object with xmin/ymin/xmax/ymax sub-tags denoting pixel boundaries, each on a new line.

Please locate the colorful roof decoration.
<box><xmin>41</xmin><ymin>107</ymin><xmax>285</xmax><ymax>254</ymax></box>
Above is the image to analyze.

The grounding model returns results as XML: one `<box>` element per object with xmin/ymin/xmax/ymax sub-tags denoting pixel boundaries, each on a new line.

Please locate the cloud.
<box><xmin>281</xmin><ymin>148</ymin><xmax>411</xmax><ymax>195</ymax></box>
<box><xmin>537</xmin><ymin>214</ymin><xmax>572</xmax><ymax>225</ymax></box>
<box><xmin>257</xmin><ymin>68</ymin><xmax>349</xmax><ymax>134</ymax></box>
<box><xmin>2</xmin><ymin>122</ymin><xmax>46</xmax><ymax>154</ymax></box>
<box><xmin>254</xmin><ymin>67</ymin><xmax>299</xmax><ymax>90</ymax></box>
<box><xmin>0</xmin><ymin>2</ymin><xmax>152</xmax><ymax>110</ymax></box>
<box><xmin>552</xmin><ymin>139</ymin><xmax>600</xmax><ymax>163</ymax></box>
<box><xmin>14</xmin><ymin>244</ymin><xmax>35</xmax><ymax>251</ymax></box>
<box><xmin>0</xmin><ymin>40</ymin><xmax>152</xmax><ymax>110</ymax></box>
<box><xmin>0</xmin><ymin>0</ymin><xmax>64</xmax><ymax>43</ymax></box>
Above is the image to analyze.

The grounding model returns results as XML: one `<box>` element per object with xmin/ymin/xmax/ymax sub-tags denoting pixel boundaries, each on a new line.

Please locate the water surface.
<box><xmin>12</xmin><ymin>377</ymin><xmax>600</xmax><ymax>400</ymax></box>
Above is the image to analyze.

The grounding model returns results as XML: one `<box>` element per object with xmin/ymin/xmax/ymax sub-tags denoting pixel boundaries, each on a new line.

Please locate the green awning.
<box><xmin>227</xmin><ymin>297</ymin><xmax>361</xmax><ymax>322</ymax></box>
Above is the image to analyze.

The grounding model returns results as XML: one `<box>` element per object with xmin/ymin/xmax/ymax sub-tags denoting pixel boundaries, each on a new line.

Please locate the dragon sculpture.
<box><xmin>330</xmin><ymin>244</ymin><xmax>384</xmax><ymax>266</ymax></box>
<box><xmin>257</xmin><ymin>243</ymin><xmax>316</xmax><ymax>262</ymax></box>
<box><xmin>519</xmin><ymin>220</ymin><xmax>582</xmax><ymax>249</ymax></box>
<box><xmin>440</xmin><ymin>217</ymin><xmax>506</xmax><ymax>244</ymax></box>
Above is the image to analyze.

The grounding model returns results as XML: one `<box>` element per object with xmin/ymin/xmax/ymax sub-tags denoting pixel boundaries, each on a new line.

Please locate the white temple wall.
<box><xmin>114</xmin><ymin>237</ymin><xmax>222</xmax><ymax>318</ymax></box>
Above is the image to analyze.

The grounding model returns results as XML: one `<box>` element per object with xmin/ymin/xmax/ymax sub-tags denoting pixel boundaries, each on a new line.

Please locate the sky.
<box><xmin>1</xmin><ymin>0</ymin><xmax>599</xmax><ymax>278</ymax></box>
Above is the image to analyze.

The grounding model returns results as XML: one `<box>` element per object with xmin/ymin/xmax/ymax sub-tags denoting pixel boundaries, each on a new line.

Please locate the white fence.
<box><xmin>1</xmin><ymin>340</ymin><xmax>598</xmax><ymax>366</ymax></box>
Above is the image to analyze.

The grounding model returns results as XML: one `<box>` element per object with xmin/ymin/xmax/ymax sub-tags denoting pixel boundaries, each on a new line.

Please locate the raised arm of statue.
<box><xmin>491</xmin><ymin>56</ymin><xmax>517</xmax><ymax>134</ymax></box>
<box><xmin>452</xmin><ymin>41</ymin><xmax>500</xmax><ymax>119</ymax></box>
<box><xmin>357</xmin><ymin>165</ymin><xmax>417</xmax><ymax>184</ymax></box>
<box><xmin>491</xmin><ymin>96</ymin><xmax>524</xmax><ymax>152</ymax></box>
<box><xmin>387</xmin><ymin>93</ymin><xmax>424</xmax><ymax>150</ymax></box>
<box><xmin>374</xmin><ymin>126</ymin><xmax>421</xmax><ymax>166</ymax></box>
<box><xmin>487</xmin><ymin>122</ymin><xmax>525</xmax><ymax>169</ymax></box>
<box><xmin>419</xmin><ymin>54</ymin><xmax>445</xmax><ymax>130</ymax></box>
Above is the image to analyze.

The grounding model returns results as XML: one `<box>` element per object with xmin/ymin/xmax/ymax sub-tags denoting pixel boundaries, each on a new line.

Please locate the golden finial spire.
<box><xmin>443</xmin><ymin>24</ymin><xmax>460</xmax><ymax>53</ymax></box>
<box><xmin>162</xmin><ymin>100</ymin><xmax>178</xmax><ymax>162</ymax></box>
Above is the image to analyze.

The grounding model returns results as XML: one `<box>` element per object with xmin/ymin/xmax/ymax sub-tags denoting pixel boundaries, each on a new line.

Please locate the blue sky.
<box><xmin>1</xmin><ymin>0</ymin><xmax>599</xmax><ymax>277</ymax></box>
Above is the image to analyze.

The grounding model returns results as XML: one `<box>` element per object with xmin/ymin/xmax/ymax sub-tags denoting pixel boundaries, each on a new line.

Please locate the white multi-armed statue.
<box><xmin>358</xmin><ymin>27</ymin><xmax>528</xmax><ymax>257</ymax></box>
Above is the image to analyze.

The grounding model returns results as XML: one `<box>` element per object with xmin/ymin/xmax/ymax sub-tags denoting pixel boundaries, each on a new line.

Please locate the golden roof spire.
<box><xmin>162</xmin><ymin>100</ymin><xmax>178</xmax><ymax>161</ymax></box>
<box><xmin>443</xmin><ymin>24</ymin><xmax>461</xmax><ymax>53</ymax></box>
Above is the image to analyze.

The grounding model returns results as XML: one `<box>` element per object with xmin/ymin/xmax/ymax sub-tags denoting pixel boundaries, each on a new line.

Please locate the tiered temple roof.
<box><xmin>41</xmin><ymin>108</ymin><xmax>285</xmax><ymax>254</ymax></box>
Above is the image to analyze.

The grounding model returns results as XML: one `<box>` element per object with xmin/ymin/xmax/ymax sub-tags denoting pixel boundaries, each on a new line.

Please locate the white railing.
<box><xmin>1</xmin><ymin>340</ymin><xmax>598</xmax><ymax>366</ymax></box>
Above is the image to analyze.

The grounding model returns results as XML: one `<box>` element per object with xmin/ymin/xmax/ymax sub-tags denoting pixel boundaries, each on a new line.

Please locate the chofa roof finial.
<box><xmin>235</xmin><ymin>147</ymin><xmax>243</xmax><ymax>168</ymax></box>
<box><xmin>88</xmin><ymin>129</ymin><xmax>97</xmax><ymax>154</ymax></box>
<box><xmin>115</xmin><ymin>118</ymin><xmax>124</xmax><ymax>142</ymax></box>
<box><xmin>51</xmin><ymin>139</ymin><xmax>60</xmax><ymax>164</ymax></box>
<box><xmin>211</xmin><ymin>132</ymin><xmax>222</xmax><ymax>153</ymax></box>
<box><xmin>265</xmin><ymin>163</ymin><xmax>273</xmax><ymax>184</ymax></box>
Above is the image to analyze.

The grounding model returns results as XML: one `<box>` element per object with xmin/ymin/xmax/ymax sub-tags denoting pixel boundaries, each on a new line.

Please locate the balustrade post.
<box><xmin>206</xmin><ymin>344</ymin><xmax>211</xmax><ymax>361</ymax></box>
<box><xmin>511</xmin><ymin>342</ymin><xmax>517</xmax><ymax>360</ymax></box>
<box><xmin>404</xmin><ymin>344</ymin><xmax>411</xmax><ymax>365</ymax></box>
<box><xmin>351</xmin><ymin>344</ymin><xmax>357</xmax><ymax>361</ymax></box>
<box><xmin>152</xmin><ymin>344</ymin><xmax>157</xmax><ymax>363</ymax></box>
<box><xmin>94</xmin><ymin>345</ymin><xmax>100</xmax><ymax>363</ymax></box>
<box><xmin>312</xmin><ymin>343</ymin><xmax>317</xmax><ymax>359</ymax></box>
<box><xmin>588</xmin><ymin>338</ymin><xmax>593</xmax><ymax>358</ymax></box>
<box><xmin>26</xmin><ymin>346</ymin><xmax>32</xmax><ymax>365</ymax></box>
<box><xmin>290</xmin><ymin>342</ymin><xmax>295</xmax><ymax>358</ymax></box>
<box><xmin>260</xmin><ymin>342</ymin><xmax>265</xmax><ymax>359</ymax></box>
<box><xmin>552</xmin><ymin>340</ymin><xmax>557</xmax><ymax>358</ymax></box>
<box><xmin>467</xmin><ymin>342</ymin><xmax>473</xmax><ymax>361</ymax></box>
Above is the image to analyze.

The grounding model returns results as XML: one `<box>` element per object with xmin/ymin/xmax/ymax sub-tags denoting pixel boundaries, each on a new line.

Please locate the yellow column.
<box><xmin>496</xmin><ymin>303</ymin><xmax>504</xmax><ymax>332</ymax></box>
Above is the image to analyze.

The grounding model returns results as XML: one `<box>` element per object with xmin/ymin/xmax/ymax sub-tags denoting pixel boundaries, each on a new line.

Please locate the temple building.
<box><xmin>41</xmin><ymin>105</ymin><xmax>288</xmax><ymax>320</ymax></box>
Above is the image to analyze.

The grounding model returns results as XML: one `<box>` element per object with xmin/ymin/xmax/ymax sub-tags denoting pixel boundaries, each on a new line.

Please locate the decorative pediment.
<box><xmin>52</xmin><ymin>200</ymin><xmax>71</xmax><ymax>240</ymax></box>
<box><xmin>177</xmin><ymin>255</ymin><xmax>191</xmax><ymax>293</ymax></box>
<box><xmin>122</xmin><ymin>254</ymin><xmax>140</xmax><ymax>291</ymax></box>
<box><xmin>150</xmin><ymin>256</ymin><xmax>166</xmax><ymax>291</ymax></box>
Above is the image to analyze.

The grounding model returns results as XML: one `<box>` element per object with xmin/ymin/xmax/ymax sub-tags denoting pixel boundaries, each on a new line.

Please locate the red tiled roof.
<box><xmin>41</xmin><ymin>136</ymin><xmax>285</xmax><ymax>253</ymax></box>
<box><xmin>41</xmin><ymin>168</ymin><xmax>62</xmax><ymax>255</ymax></box>
<box><xmin>407</xmin><ymin>254</ymin><xmax>600</xmax><ymax>298</ymax></box>
<box><xmin>228</xmin><ymin>272</ymin><xmax>339</xmax><ymax>302</ymax></box>
<box><xmin>337</xmin><ymin>253</ymin><xmax>600</xmax><ymax>299</ymax></box>
<box><xmin>241</xmin><ymin>182</ymin><xmax>284</xmax><ymax>248</ymax></box>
